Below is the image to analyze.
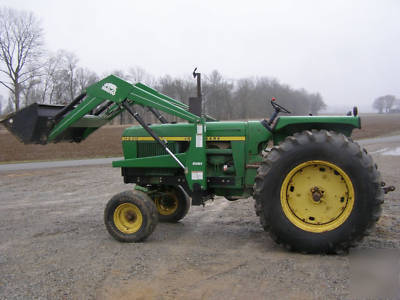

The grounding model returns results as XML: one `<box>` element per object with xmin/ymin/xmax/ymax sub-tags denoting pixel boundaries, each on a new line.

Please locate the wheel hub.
<box><xmin>311</xmin><ymin>186</ymin><xmax>323</xmax><ymax>203</ymax></box>
<box><xmin>125</xmin><ymin>211</ymin><xmax>137</xmax><ymax>223</ymax></box>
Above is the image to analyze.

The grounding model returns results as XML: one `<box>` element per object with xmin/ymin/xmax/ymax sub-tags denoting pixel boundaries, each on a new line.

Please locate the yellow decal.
<box><xmin>122</xmin><ymin>136</ymin><xmax>191</xmax><ymax>141</ymax></box>
<box><xmin>206</xmin><ymin>136</ymin><xmax>245</xmax><ymax>141</ymax></box>
<box><xmin>121</xmin><ymin>136</ymin><xmax>246</xmax><ymax>141</ymax></box>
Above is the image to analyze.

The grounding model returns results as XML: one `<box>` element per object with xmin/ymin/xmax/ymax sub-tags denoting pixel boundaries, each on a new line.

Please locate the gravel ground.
<box><xmin>0</xmin><ymin>140</ymin><xmax>399</xmax><ymax>299</ymax></box>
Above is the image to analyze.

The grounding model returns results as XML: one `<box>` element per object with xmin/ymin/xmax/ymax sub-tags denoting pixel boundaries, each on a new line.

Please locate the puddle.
<box><xmin>370</xmin><ymin>148</ymin><xmax>388</xmax><ymax>154</ymax></box>
<box><xmin>370</xmin><ymin>147</ymin><xmax>400</xmax><ymax>156</ymax></box>
<box><xmin>382</xmin><ymin>147</ymin><xmax>400</xmax><ymax>156</ymax></box>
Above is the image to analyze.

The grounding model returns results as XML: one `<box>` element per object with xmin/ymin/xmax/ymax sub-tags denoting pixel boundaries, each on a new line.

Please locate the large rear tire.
<box><xmin>253</xmin><ymin>130</ymin><xmax>383</xmax><ymax>253</ymax></box>
<box><xmin>104</xmin><ymin>190</ymin><xmax>158</xmax><ymax>242</ymax></box>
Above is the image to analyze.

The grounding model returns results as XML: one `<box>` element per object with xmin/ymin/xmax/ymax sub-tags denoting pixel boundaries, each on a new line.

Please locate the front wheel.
<box><xmin>151</xmin><ymin>186</ymin><xmax>191</xmax><ymax>222</ymax></box>
<box><xmin>104</xmin><ymin>190</ymin><xmax>158</xmax><ymax>242</ymax></box>
<box><xmin>253</xmin><ymin>130</ymin><xmax>383</xmax><ymax>253</ymax></box>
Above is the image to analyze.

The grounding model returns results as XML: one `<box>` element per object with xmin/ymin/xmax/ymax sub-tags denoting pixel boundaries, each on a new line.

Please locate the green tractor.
<box><xmin>1</xmin><ymin>70</ymin><xmax>394</xmax><ymax>253</ymax></box>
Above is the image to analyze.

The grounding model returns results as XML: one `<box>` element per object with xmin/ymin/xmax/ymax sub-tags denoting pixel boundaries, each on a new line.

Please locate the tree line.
<box><xmin>0</xmin><ymin>7</ymin><xmax>326</xmax><ymax>123</ymax></box>
<box><xmin>373</xmin><ymin>95</ymin><xmax>400</xmax><ymax>114</ymax></box>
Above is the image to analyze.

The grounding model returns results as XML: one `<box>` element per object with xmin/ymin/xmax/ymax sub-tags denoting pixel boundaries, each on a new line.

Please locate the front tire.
<box><xmin>104</xmin><ymin>190</ymin><xmax>158</xmax><ymax>242</ymax></box>
<box><xmin>254</xmin><ymin>130</ymin><xmax>383</xmax><ymax>253</ymax></box>
<box><xmin>152</xmin><ymin>186</ymin><xmax>191</xmax><ymax>222</ymax></box>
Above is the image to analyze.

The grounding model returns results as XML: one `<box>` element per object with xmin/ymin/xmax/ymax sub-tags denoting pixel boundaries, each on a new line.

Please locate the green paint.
<box><xmin>134</xmin><ymin>185</ymin><xmax>149</xmax><ymax>193</ymax></box>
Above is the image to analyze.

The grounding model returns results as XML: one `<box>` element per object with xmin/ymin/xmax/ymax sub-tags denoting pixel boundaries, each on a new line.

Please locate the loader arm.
<box><xmin>1</xmin><ymin>75</ymin><xmax>204</xmax><ymax>144</ymax></box>
<box><xmin>48</xmin><ymin>75</ymin><xmax>202</xmax><ymax>142</ymax></box>
<box><xmin>135</xmin><ymin>82</ymin><xmax>216</xmax><ymax>121</ymax></box>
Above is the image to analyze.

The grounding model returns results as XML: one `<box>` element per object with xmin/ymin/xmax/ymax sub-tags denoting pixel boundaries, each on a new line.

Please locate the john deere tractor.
<box><xmin>2</xmin><ymin>69</ymin><xmax>394</xmax><ymax>253</ymax></box>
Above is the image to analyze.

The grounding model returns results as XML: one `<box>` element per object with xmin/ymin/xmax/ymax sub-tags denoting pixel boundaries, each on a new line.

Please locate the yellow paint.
<box><xmin>280</xmin><ymin>160</ymin><xmax>355</xmax><ymax>233</ymax></box>
<box><xmin>122</xmin><ymin>136</ymin><xmax>246</xmax><ymax>141</ymax></box>
<box><xmin>206</xmin><ymin>136</ymin><xmax>246</xmax><ymax>141</ymax></box>
<box><xmin>122</xmin><ymin>136</ymin><xmax>191</xmax><ymax>141</ymax></box>
<box><xmin>113</xmin><ymin>203</ymin><xmax>143</xmax><ymax>234</ymax></box>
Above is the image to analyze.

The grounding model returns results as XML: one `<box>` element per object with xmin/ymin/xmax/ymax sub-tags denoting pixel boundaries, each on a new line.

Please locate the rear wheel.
<box><xmin>104</xmin><ymin>190</ymin><xmax>158</xmax><ymax>242</ymax></box>
<box><xmin>280</xmin><ymin>160</ymin><xmax>355</xmax><ymax>233</ymax></box>
<box><xmin>151</xmin><ymin>186</ymin><xmax>191</xmax><ymax>222</ymax></box>
<box><xmin>253</xmin><ymin>130</ymin><xmax>383</xmax><ymax>253</ymax></box>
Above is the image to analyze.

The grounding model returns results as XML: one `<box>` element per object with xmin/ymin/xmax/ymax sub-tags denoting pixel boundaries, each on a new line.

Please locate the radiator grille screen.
<box><xmin>137</xmin><ymin>142</ymin><xmax>176</xmax><ymax>157</ymax></box>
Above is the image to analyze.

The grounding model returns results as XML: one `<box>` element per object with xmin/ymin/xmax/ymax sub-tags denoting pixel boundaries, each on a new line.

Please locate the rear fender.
<box><xmin>272</xmin><ymin>116</ymin><xmax>361</xmax><ymax>145</ymax></box>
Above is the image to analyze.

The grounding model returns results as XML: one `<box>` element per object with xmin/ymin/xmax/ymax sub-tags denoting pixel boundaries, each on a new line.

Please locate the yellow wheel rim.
<box><xmin>154</xmin><ymin>192</ymin><xmax>178</xmax><ymax>216</ymax></box>
<box><xmin>113</xmin><ymin>203</ymin><xmax>143</xmax><ymax>234</ymax></box>
<box><xmin>280</xmin><ymin>160</ymin><xmax>355</xmax><ymax>233</ymax></box>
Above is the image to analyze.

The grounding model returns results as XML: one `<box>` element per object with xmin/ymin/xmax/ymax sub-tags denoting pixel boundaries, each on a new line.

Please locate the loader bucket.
<box><xmin>0</xmin><ymin>103</ymin><xmax>108</xmax><ymax>144</ymax></box>
<box><xmin>1</xmin><ymin>103</ymin><xmax>61</xmax><ymax>144</ymax></box>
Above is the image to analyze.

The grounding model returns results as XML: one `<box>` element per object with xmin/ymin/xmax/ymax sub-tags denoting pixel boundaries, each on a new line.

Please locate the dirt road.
<box><xmin>0</xmin><ymin>140</ymin><xmax>399</xmax><ymax>299</ymax></box>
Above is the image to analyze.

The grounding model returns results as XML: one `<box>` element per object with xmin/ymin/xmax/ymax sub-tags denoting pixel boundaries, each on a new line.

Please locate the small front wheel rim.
<box><xmin>280</xmin><ymin>160</ymin><xmax>355</xmax><ymax>233</ymax></box>
<box><xmin>113</xmin><ymin>203</ymin><xmax>143</xmax><ymax>234</ymax></box>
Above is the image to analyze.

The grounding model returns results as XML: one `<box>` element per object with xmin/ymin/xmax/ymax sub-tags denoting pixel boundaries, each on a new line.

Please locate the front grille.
<box><xmin>137</xmin><ymin>141</ymin><xmax>177</xmax><ymax>157</ymax></box>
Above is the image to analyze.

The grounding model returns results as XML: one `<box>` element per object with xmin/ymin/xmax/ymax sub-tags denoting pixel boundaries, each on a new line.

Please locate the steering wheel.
<box><xmin>271</xmin><ymin>99</ymin><xmax>291</xmax><ymax>114</ymax></box>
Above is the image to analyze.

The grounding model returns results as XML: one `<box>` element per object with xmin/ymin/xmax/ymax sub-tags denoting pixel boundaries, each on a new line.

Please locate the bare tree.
<box><xmin>155</xmin><ymin>75</ymin><xmax>198</xmax><ymax>122</ymax></box>
<box><xmin>20</xmin><ymin>65</ymin><xmax>41</xmax><ymax>106</ymax></box>
<box><xmin>373</xmin><ymin>97</ymin><xmax>384</xmax><ymax>114</ymax></box>
<box><xmin>234</xmin><ymin>78</ymin><xmax>254</xmax><ymax>119</ymax></box>
<box><xmin>308</xmin><ymin>92</ymin><xmax>326</xmax><ymax>115</ymax></box>
<box><xmin>2</xmin><ymin>96</ymin><xmax>14</xmax><ymax>114</ymax></box>
<box><xmin>0</xmin><ymin>8</ymin><xmax>43</xmax><ymax>111</ymax></box>
<box><xmin>203</xmin><ymin>70</ymin><xmax>233</xmax><ymax>120</ymax></box>
<box><xmin>157</xmin><ymin>75</ymin><xmax>176</xmax><ymax>97</ymax></box>
<box><xmin>373</xmin><ymin>95</ymin><xmax>396</xmax><ymax>113</ymax></box>
<box><xmin>75</xmin><ymin>67</ymin><xmax>98</xmax><ymax>94</ymax></box>
<box><xmin>63</xmin><ymin>51</ymin><xmax>78</xmax><ymax>101</ymax></box>
<box><xmin>127</xmin><ymin>66</ymin><xmax>155</xmax><ymax>85</ymax></box>
<box><xmin>40</xmin><ymin>53</ymin><xmax>63</xmax><ymax>104</ymax></box>
<box><xmin>40</xmin><ymin>50</ymin><xmax>80</xmax><ymax>105</ymax></box>
<box><xmin>384</xmin><ymin>95</ymin><xmax>396</xmax><ymax>112</ymax></box>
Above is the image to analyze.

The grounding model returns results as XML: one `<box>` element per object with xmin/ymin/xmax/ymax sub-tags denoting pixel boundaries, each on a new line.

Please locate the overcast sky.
<box><xmin>1</xmin><ymin>0</ymin><xmax>399</xmax><ymax>112</ymax></box>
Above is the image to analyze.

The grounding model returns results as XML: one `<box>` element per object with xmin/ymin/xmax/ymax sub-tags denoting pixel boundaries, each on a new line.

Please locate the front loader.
<box><xmin>1</xmin><ymin>70</ymin><xmax>395</xmax><ymax>254</ymax></box>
